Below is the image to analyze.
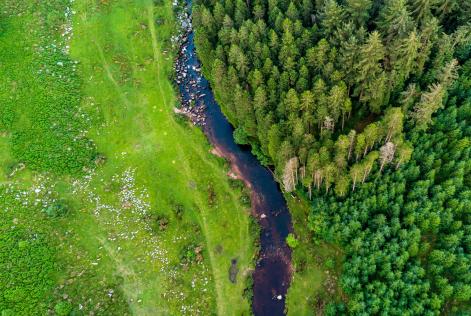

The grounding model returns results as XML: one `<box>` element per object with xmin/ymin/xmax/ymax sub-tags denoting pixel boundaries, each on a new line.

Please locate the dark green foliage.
<box><xmin>233</xmin><ymin>127</ymin><xmax>250</xmax><ymax>145</ymax></box>
<box><xmin>44</xmin><ymin>200</ymin><xmax>69</xmax><ymax>218</ymax></box>
<box><xmin>307</xmin><ymin>96</ymin><xmax>471</xmax><ymax>314</ymax></box>
<box><xmin>193</xmin><ymin>0</ymin><xmax>470</xmax><ymax>195</ymax></box>
<box><xmin>192</xmin><ymin>1</ymin><xmax>470</xmax><ymax>313</ymax></box>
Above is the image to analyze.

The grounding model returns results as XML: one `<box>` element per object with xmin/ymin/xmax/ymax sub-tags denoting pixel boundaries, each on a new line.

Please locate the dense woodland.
<box><xmin>310</xmin><ymin>90</ymin><xmax>471</xmax><ymax>314</ymax></box>
<box><xmin>193</xmin><ymin>0</ymin><xmax>470</xmax><ymax>196</ymax></box>
<box><xmin>193</xmin><ymin>0</ymin><xmax>470</xmax><ymax>314</ymax></box>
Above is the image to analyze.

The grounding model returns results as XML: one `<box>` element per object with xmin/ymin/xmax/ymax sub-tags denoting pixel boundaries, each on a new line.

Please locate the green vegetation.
<box><xmin>193</xmin><ymin>0</ymin><xmax>470</xmax><ymax>196</ymax></box>
<box><xmin>306</xmin><ymin>93</ymin><xmax>471</xmax><ymax>314</ymax></box>
<box><xmin>285</xmin><ymin>196</ymin><xmax>345</xmax><ymax>316</ymax></box>
<box><xmin>0</xmin><ymin>1</ymin><xmax>95</xmax><ymax>175</ymax></box>
<box><xmin>193</xmin><ymin>0</ymin><xmax>470</xmax><ymax>314</ymax></box>
<box><xmin>0</xmin><ymin>193</ymin><xmax>57</xmax><ymax>315</ymax></box>
<box><xmin>0</xmin><ymin>0</ymin><xmax>255</xmax><ymax>315</ymax></box>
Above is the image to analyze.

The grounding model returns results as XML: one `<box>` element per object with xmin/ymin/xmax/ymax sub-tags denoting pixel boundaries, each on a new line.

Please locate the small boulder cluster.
<box><xmin>173</xmin><ymin>3</ymin><xmax>208</xmax><ymax>126</ymax></box>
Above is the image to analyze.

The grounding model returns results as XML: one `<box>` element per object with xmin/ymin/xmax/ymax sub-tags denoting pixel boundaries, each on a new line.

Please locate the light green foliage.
<box><xmin>286</xmin><ymin>233</ymin><xmax>299</xmax><ymax>249</ymax></box>
<box><xmin>0</xmin><ymin>193</ymin><xmax>56</xmax><ymax>315</ymax></box>
<box><xmin>0</xmin><ymin>0</ymin><xmax>255</xmax><ymax>315</ymax></box>
<box><xmin>0</xmin><ymin>1</ymin><xmax>95</xmax><ymax>175</ymax></box>
<box><xmin>54</xmin><ymin>301</ymin><xmax>72</xmax><ymax>316</ymax></box>
<box><xmin>285</xmin><ymin>197</ymin><xmax>345</xmax><ymax>316</ymax></box>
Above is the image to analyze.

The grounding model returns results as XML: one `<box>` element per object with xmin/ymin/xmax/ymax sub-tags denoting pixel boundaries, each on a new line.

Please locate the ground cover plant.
<box><xmin>0</xmin><ymin>0</ymin><xmax>255</xmax><ymax>315</ymax></box>
<box><xmin>192</xmin><ymin>0</ymin><xmax>471</xmax><ymax>314</ymax></box>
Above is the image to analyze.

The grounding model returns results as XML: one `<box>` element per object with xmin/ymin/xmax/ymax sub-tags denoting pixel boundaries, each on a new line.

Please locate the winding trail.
<box><xmin>146</xmin><ymin>6</ymin><xmax>226</xmax><ymax>314</ymax></box>
<box><xmin>175</xmin><ymin>2</ymin><xmax>294</xmax><ymax>315</ymax></box>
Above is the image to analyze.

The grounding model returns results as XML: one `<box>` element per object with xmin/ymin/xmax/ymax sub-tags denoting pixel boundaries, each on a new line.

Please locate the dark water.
<box><xmin>175</xmin><ymin>3</ymin><xmax>293</xmax><ymax>315</ymax></box>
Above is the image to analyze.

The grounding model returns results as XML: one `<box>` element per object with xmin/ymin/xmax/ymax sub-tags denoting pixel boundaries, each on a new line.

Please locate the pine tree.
<box><xmin>438</xmin><ymin>58</ymin><xmax>459</xmax><ymax>88</ymax></box>
<box><xmin>412</xmin><ymin>83</ymin><xmax>445</xmax><ymax>130</ymax></box>
<box><xmin>346</xmin><ymin>0</ymin><xmax>372</xmax><ymax>27</ymax></box>
<box><xmin>355</xmin><ymin>133</ymin><xmax>366</xmax><ymax>161</ymax></box>
<box><xmin>383</xmin><ymin>107</ymin><xmax>404</xmax><ymax>142</ymax></box>
<box><xmin>411</xmin><ymin>0</ymin><xmax>438</xmax><ymax>24</ymax></box>
<box><xmin>390</xmin><ymin>30</ymin><xmax>421</xmax><ymax>89</ymax></box>
<box><xmin>364</xmin><ymin>71</ymin><xmax>389</xmax><ymax>113</ymax></box>
<box><xmin>308</xmin><ymin>152</ymin><xmax>323</xmax><ymax>189</ymax></box>
<box><xmin>350</xmin><ymin>163</ymin><xmax>364</xmax><ymax>190</ymax></box>
<box><xmin>320</xmin><ymin>0</ymin><xmax>346</xmax><ymax>39</ymax></box>
<box><xmin>323</xmin><ymin>163</ymin><xmax>337</xmax><ymax>193</ymax></box>
<box><xmin>348</xmin><ymin>129</ymin><xmax>357</xmax><ymax>161</ymax></box>
<box><xmin>378</xmin><ymin>0</ymin><xmax>414</xmax><ymax>42</ymax></box>
<box><xmin>362</xmin><ymin>150</ymin><xmax>379</xmax><ymax>182</ymax></box>
<box><xmin>285</xmin><ymin>89</ymin><xmax>300</xmax><ymax>114</ymax></box>
<box><xmin>400</xmin><ymin>83</ymin><xmax>420</xmax><ymax>111</ymax></box>
<box><xmin>436</xmin><ymin>0</ymin><xmax>458</xmax><ymax>19</ymax></box>
<box><xmin>328</xmin><ymin>83</ymin><xmax>348</xmax><ymax>123</ymax></box>
<box><xmin>416</xmin><ymin>17</ymin><xmax>440</xmax><ymax>75</ymax></box>
<box><xmin>335</xmin><ymin>135</ymin><xmax>350</xmax><ymax>170</ymax></box>
<box><xmin>363</xmin><ymin>123</ymin><xmax>379</xmax><ymax>156</ymax></box>
<box><xmin>301</xmin><ymin>0</ymin><xmax>314</xmax><ymax>25</ymax></box>
<box><xmin>355</xmin><ymin>31</ymin><xmax>385</xmax><ymax>103</ymax></box>
<box><xmin>334</xmin><ymin>174</ymin><xmax>351</xmax><ymax>196</ymax></box>
<box><xmin>268</xmin><ymin>124</ymin><xmax>282</xmax><ymax>164</ymax></box>
<box><xmin>286</xmin><ymin>2</ymin><xmax>299</xmax><ymax>21</ymax></box>
<box><xmin>395</xmin><ymin>141</ymin><xmax>413</xmax><ymax>169</ymax></box>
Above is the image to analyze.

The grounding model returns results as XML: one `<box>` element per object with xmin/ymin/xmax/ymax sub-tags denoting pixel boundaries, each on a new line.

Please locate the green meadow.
<box><xmin>0</xmin><ymin>0</ymin><xmax>255</xmax><ymax>315</ymax></box>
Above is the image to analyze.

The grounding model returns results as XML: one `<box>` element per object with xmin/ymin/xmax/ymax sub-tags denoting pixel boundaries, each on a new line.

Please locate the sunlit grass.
<box><xmin>0</xmin><ymin>0</ymin><xmax>255</xmax><ymax>314</ymax></box>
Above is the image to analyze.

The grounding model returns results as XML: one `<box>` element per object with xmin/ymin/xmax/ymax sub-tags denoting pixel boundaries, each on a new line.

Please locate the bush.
<box><xmin>54</xmin><ymin>301</ymin><xmax>72</xmax><ymax>316</ymax></box>
<box><xmin>233</xmin><ymin>127</ymin><xmax>249</xmax><ymax>145</ymax></box>
<box><xmin>286</xmin><ymin>233</ymin><xmax>299</xmax><ymax>249</ymax></box>
<box><xmin>44</xmin><ymin>200</ymin><xmax>69</xmax><ymax>218</ymax></box>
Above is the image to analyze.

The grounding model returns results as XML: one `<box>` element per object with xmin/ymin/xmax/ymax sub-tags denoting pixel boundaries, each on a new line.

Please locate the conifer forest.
<box><xmin>0</xmin><ymin>0</ymin><xmax>470</xmax><ymax>315</ymax></box>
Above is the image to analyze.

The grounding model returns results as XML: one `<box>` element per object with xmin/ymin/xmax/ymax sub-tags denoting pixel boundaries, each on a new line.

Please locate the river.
<box><xmin>175</xmin><ymin>2</ymin><xmax>293</xmax><ymax>315</ymax></box>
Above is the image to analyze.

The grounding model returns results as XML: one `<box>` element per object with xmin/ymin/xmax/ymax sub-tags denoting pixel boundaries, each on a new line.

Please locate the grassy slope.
<box><xmin>0</xmin><ymin>0</ymin><xmax>254</xmax><ymax>315</ymax></box>
<box><xmin>285</xmin><ymin>196</ymin><xmax>344</xmax><ymax>315</ymax></box>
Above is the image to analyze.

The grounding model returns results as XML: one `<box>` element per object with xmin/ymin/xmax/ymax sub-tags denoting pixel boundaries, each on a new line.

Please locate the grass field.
<box><xmin>285</xmin><ymin>196</ymin><xmax>344</xmax><ymax>315</ymax></box>
<box><xmin>0</xmin><ymin>0</ymin><xmax>255</xmax><ymax>315</ymax></box>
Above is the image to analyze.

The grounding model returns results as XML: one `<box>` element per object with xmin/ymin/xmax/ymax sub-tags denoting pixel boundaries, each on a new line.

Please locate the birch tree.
<box><xmin>380</xmin><ymin>142</ymin><xmax>396</xmax><ymax>172</ymax></box>
<box><xmin>282</xmin><ymin>157</ymin><xmax>299</xmax><ymax>192</ymax></box>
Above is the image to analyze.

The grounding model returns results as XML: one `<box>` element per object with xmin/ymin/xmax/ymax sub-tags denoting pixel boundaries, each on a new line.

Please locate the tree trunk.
<box><xmin>362</xmin><ymin>169</ymin><xmax>368</xmax><ymax>184</ymax></box>
<box><xmin>386</xmin><ymin>129</ymin><xmax>392</xmax><ymax>143</ymax></box>
<box><xmin>396</xmin><ymin>159</ymin><xmax>402</xmax><ymax>169</ymax></box>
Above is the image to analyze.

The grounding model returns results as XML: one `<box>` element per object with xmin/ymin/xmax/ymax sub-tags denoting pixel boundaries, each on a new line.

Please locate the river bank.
<box><xmin>174</xmin><ymin>1</ymin><xmax>294</xmax><ymax>314</ymax></box>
